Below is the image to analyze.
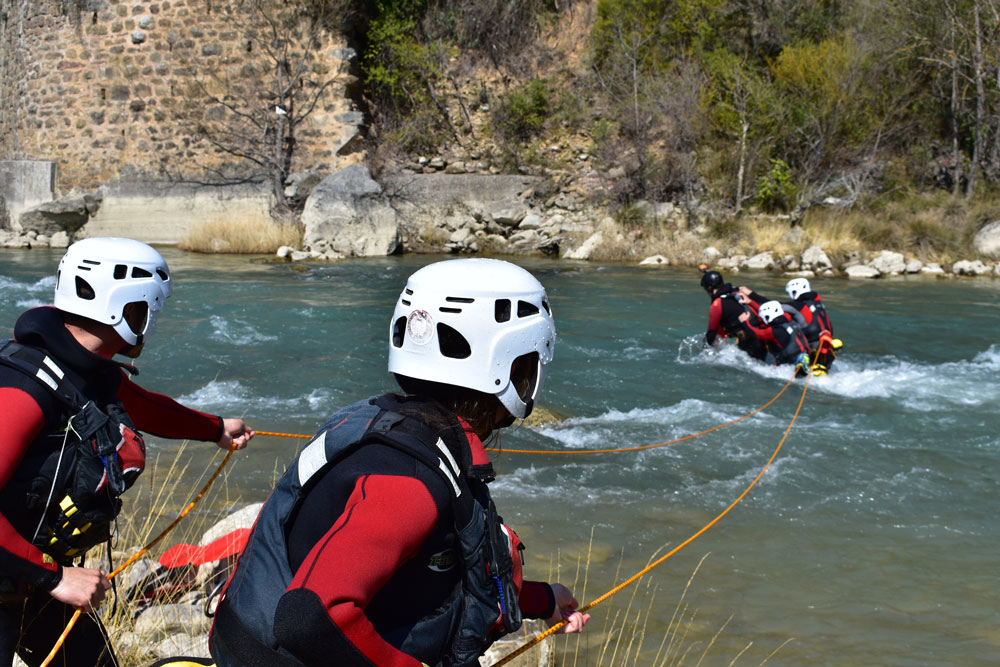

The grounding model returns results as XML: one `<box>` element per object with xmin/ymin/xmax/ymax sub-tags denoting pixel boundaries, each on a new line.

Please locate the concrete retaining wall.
<box><xmin>81</xmin><ymin>181</ymin><xmax>272</xmax><ymax>244</ymax></box>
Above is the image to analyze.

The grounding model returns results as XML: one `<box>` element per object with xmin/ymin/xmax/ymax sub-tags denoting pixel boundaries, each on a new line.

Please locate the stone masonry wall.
<box><xmin>0</xmin><ymin>0</ymin><xmax>362</xmax><ymax>193</ymax></box>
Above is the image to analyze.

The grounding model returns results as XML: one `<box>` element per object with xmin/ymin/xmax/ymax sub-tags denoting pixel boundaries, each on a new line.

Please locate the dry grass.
<box><xmin>541</xmin><ymin>530</ymin><xmax>793</xmax><ymax>667</ymax></box>
<box><xmin>590</xmin><ymin>191</ymin><xmax>988</xmax><ymax>268</ymax></box>
<box><xmin>73</xmin><ymin>443</ymin><xmax>250</xmax><ymax>666</ymax></box>
<box><xmin>179</xmin><ymin>214</ymin><xmax>302</xmax><ymax>254</ymax></box>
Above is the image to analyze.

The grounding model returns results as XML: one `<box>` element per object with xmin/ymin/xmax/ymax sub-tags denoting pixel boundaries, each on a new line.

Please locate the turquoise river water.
<box><xmin>2</xmin><ymin>248</ymin><xmax>998</xmax><ymax>666</ymax></box>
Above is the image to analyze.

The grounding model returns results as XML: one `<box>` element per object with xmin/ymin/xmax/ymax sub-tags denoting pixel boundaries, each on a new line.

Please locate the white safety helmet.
<box><xmin>785</xmin><ymin>278</ymin><xmax>811</xmax><ymax>300</ymax></box>
<box><xmin>54</xmin><ymin>237</ymin><xmax>172</xmax><ymax>346</ymax></box>
<box><xmin>758</xmin><ymin>300</ymin><xmax>785</xmax><ymax>325</ymax></box>
<box><xmin>388</xmin><ymin>258</ymin><xmax>556</xmax><ymax>420</ymax></box>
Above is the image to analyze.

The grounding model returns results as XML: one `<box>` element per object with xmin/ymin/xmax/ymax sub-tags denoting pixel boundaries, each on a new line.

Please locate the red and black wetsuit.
<box><xmin>786</xmin><ymin>291</ymin><xmax>833</xmax><ymax>348</ymax></box>
<box><xmin>705</xmin><ymin>284</ymin><xmax>767</xmax><ymax>361</ymax></box>
<box><xmin>0</xmin><ymin>307</ymin><xmax>224</xmax><ymax>667</ymax></box>
<box><xmin>743</xmin><ymin>313</ymin><xmax>811</xmax><ymax>366</ymax></box>
<box><xmin>211</xmin><ymin>396</ymin><xmax>555</xmax><ymax>667</ymax></box>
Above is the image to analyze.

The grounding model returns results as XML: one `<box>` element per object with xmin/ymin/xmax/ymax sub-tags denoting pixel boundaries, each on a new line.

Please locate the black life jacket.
<box><xmin>209</xmin><ymin>394</ymin><xmax>522</xmax><ymax>667</ymax></box>
<box><xmin>715</xmin><ymin>286</ymin><xmax>760</xmax><ymax>337</ymax></box>
<box><xmin>769</xmin><ymin>320</ymin><xmax>811</xmax><ymax>365</ymax></box>
<box><xmin>791</xmin><ymin>295</ymin><xmax>832</xmax><ymax>346</ymax></box>
<box><xmin>0</xmin><ymin>340</ymin><xmax>146</xmax><ymax>563</ymax></box>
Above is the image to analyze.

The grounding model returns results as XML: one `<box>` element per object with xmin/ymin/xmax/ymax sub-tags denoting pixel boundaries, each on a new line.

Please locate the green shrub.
<box><xmin>496</xmin><ymin>79</ymin><xmax>550</xmax><ymax>140</ymax></box>
<box><xmin>756</xmin><ymin>159</ymin><xmax>797</xmax><ymax>212</ymax></box>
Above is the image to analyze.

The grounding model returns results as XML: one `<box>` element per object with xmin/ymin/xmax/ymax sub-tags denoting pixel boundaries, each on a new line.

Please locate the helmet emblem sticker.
<box><xmin>407</xmin><ymin>310</ymin><xmax>435</xmax><ymax>346</ymax></box>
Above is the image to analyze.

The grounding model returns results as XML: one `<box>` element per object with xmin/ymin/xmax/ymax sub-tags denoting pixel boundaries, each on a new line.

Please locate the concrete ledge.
<box><xmin>0</xmin><ymin>160</ymin><xmax>56</xmax><ymax>229</ymax></box>
<box><xmin>81</xmin><ymin>181</ymin><xmax>273</xmax><ymax>244</ymax></box>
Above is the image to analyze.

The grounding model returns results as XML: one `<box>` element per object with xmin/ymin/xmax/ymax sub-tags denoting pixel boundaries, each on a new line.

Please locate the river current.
<box><xmin>2</xmin><ymin>248</ymin><xmax>998</xmax><ymax>665</ymax></box>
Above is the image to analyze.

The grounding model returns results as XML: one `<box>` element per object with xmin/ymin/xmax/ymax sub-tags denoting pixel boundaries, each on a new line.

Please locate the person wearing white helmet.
<box><xmin>209</xmin><ymin>258</ymin><xmax>587</xmax><ymax>667</ymax></box>
<box><xmin>738</xmin><ymin>299</ymin><xmax>812</xmax><ymax>371</ymax></box>
<box><xmin>738</xmin><ymin>277</ymin><xmax>839</xmax><ymax>371</ymax></box>
<box><xmin>0</xmin><ymin>237</ymin><xmax>253</xmax><ymax>667</ymax></box>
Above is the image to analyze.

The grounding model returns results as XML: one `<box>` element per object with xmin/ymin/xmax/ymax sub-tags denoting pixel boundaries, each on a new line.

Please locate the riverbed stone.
<box><xmin>921</xmin><ymin>262</ymin><xmax>945</xmax><ymax>275</ymax></box>
<box><xmin>845</xmin><ymin>264</ymin><xmax>880</xmax><ymax>278</ymax></box>
<box><xmin>868</xmin><ymin>250</ymin><xmax>906</xmax><ymax>275</ymax></box>
<box><xmin>973</xmin><ymin>220</ymin><xmax>1000</xmax><ymax>258</ymax></box>
<box><xmin>563</xmin><ymin>232</ymin><xmax>602</xmax><ymax>260</ymax></box>
<box><xmin>952</xmin><ymin>259</ymin><xmax>990</xmax><ymax>275</ymax></box>
<box><xmin>801</xmin><ymin>245</ymin><xmax>833</xmax><ymax>271</ymax></box>
<box><xmin>639</xmin><ymin>254</ymin><xmax>670</xmax><ymax>266</ymax></box>
<box><xmin>744</xmin><ymin>251</ymin><xmax>775</xmax><ymax>270</ymax></box>
<box><xmin>905</xmin><ymin>259</ymin><xmax>923</xmax><ymax>274</ymax></box>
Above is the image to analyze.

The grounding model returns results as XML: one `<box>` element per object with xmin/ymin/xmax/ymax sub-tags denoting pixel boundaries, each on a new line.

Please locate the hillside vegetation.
<box><xmin>259</xmin><ymin>1</ymin><xmax>1000</xmax><ymax>261</ymax></box>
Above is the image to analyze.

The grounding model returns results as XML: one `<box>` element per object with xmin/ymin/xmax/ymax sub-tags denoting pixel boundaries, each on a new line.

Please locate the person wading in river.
<box><xmin>0</xmin><ymin>237</ymin><xmax>253</xmax><ymax>667</ymax></box>
<box><xmin>701</xmin><ymin>270</ymin><xmax>768</xmax><ymax>361</ymax></box>
<box><xmin>209</xmin><ymin>258</ymin><xmax>588</xmax><ymax>667</ymax></box>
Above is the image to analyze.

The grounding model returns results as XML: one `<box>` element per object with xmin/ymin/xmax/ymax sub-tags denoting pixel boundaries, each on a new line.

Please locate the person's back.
<box><xmin>210</xmin><ymin>258</ymin><xmax>588</xmax><ymax>667</ymax></box>
<box><xmin>783</xmin><ymin>278</ymin><xmax>833</xmax><ymax>346</ymax></box>
<box><xmin>701</xmin><ymin>271</ymin><xmax>767</xmax><ymax>361</ymax></box>
<box><xmin>741</xmin><ymin>301</ymin><xmax>811</xmax><ymax>367</ymax></box>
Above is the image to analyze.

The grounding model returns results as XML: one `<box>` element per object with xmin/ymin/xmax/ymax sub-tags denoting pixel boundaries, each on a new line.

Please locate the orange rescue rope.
<box><xmin>39</xmin><ymin>448</ymin><xmax>237</xmax><ymax>667</ymax></box>
<box><xmin>252</xmin><ymin>376</ymin><xmax>796</xmax><ymax>456</ymax></box>
<box><xmin>491</xmin><ymin>370</ymin><xmax>812</xmax><ymax>666</ymax></box>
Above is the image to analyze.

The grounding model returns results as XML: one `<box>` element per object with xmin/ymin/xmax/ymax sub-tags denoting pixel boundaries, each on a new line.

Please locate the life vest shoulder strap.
<box><xmin>0</xmin><ymin>339</ymin><xmax>87</xmax><ymax>410</ymax></box>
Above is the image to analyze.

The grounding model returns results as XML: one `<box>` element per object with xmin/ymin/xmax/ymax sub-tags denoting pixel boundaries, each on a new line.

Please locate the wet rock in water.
<box><xmin>521</xmin><ymin>405</ymin><xmax>569</xmax><ymax>428</ymax></box>
<box><xmin>868</xmin><ymin>250</ymin><xmax>906</xmax><ymax>275</ymax></box>
<box><xmin>846</xmin><ymin>265</ymin><xmax>880</xmax><ymax>279</ymax></box>
<box><xmin>921</xmin><ymin>263</ymin><xmax>945</xmax><ymax>275</ymax></box>
<box><xmin>639</xmin><ymin>254</ymin><xmax>670</xmax><ymax>266</ymax></box>
<box><xmin>952</xmin><ymin>259</ymin><xmax>991</xmax><ymax>276</ymax></box>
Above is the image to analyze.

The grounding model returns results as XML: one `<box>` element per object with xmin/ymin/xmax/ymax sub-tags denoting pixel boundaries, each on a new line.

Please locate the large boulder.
<box><xmin>973</xmin><ymin>220</ymin><xmax>1000</xmax><ymax>258</ymax></box>
<box><xmin>868</xmin><ymin>250</ymin><xmax>906</xmax><ymax>275</ymax></box>
<box><xmin>744</xmin><ymin>251</ymin><xmax>775</xmax><ymax>270</ymax></box>
<box><xmin>952</xmin><ymin>259</ymin><xmax>991</xmax><ymax>276</ymax></box>
<box><xmin>845</xmin><ymin>264</ymin><xmax>880</xmax><ymax>279</ymax></box>
<box><xmin>302</xmin><ymin>165</ymin><xmax>400</xmax><ymax>257</ymax></box>
<box><xmin>801</xmin><ymin>245</ymin><xmax>833</xmax><ymax>272</ymax></box>
<box><xmin>18</xmin><ymin>197</ymin><xmax>92</xmax><ymax>236</ymax></box>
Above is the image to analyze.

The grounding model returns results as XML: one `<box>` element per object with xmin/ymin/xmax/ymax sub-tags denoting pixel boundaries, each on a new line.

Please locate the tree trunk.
<box><xmin>968</xmin><ymin>0</ymin><xmax>984</xmax><ymax>197</ymax></box>
<box><xmin>951</xmin><ymin>19</ymin><xmax>962</xmax><ymax>196</ymax></box>
<box><xmin>736</xmin><ymin>117</ymin><xmax>749</xmax><ymax>213</ymax></box>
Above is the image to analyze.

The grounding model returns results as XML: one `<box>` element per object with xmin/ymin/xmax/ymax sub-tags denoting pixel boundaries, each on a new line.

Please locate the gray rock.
<box><xmin>781</xmin><ymin>254</ymin><xmax>800</xmax><ymax>270</ymax></box>
<box><xmin>952</xmin><ymin>259</ymin><xmax>991</xmax><ymax>276</ymax></box>
<box><xmin>19</xmin><ymin>198</ymin><xmax>90</xmax><ymax>235</ymax></box>
<box><xmin>138</xmin><ymin>15</ymin><xmax>153</xmax><ymax>29</ymax></box>
<box><xmin>49</xmin><ymin>231</ymin><xmax>70</xmax><ymax>248</ymax></box>
<box><xmin>276</xmin><ymin>245</ymin><xmax>294</xmax><ymax>259</ymax></box>
<box><xmin>131</xmin><ymin>30</ymin><xmax>146</xmax><ymax>44</ymax></box>
<box><xmin>846</xmin><ymin>265</ymin><xmax>880</xmax><ymax>278</ymax></box>
<box><xmin>301</xmin><ymin>165</ymin><xmax>400</xmax><ymax>257</ymax></box>
<box><xmin>921</xmin><ymin>262</ymin><xmax>945</xmax><ymax>275</ymax></box>
<box><xmin>973</xmin><ymin>220</ymin><xmax>1000</xmax><ymax>258</ymax></box>
<box><xmin>801</xmin><ymin>245</ymin><xmax>833</xmax><ymax>271</ymax></box>
<box><xmin>489</xmin><ymin>204</ymin><xmax>528</xmax><ymax>227</ymax></box>
<box><xmin>135</xmin><ymin>603</ymin><xmax>210</xmax><ymax>638</ymax></box>
<box><xmin>283</xmin><ymin>170</ymin><xmax>322</xmax><ymax>208</ymax></box>
<box><xmin>480</xmin><ymin>619</ymin><xmax>553</xmax><ymax>667</ymax></box>
<box><xmin>563</xmin><ymin>232</ymin><xmax>602</xmax><ymax>260</ymax></box>
<box><xmin>782</xmin><ymin>270</ymin><xmax>816</xmax><ymax>278</ymax></box>
<box><xmin>744</xmin><ymin>251</ymin><xmax>775</xmax><ymax>270</ymax></box>
<box><xmin>639</xmin><ymin>254</ymin><xmax>670</xmax><ymax>266</ymax></box>
<box><xmin>905</xmin><ymin>259</ymin><xmax>923</xmax><ymax>274</ymax></box>
<box><xmin>444</xmin><ymin>161</ymin><xmax>467</xmax><ymax>174</ymax></box>
<box><xmin>153</xmin><ymin>633</ymin><xmax>210</xmax><ymax>660</ymax></box>
<box><xmin>868</xmin><ymin>250</ymin><xmax>906</xmax><ymax>275</ymax></box>
<box><xmin>518</xmin><ymin>213</ymin><xmax>543</xmax><ymax>230</ymax></box>
<box><xmin>200</xmin><ymin>503</ymin><xmax>263</xmax><ymax>547</ymax></box>
<box><xmin>701</xmin><ymin>246</ymin><xmax>722</xmax><ymax>263</ymax></box>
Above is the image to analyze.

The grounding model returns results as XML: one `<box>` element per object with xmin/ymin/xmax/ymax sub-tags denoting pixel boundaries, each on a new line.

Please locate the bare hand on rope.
<box><xmin>547</xmin><ymin>583</ymin><xmax>590</xmax><ymax>634</ymax></box>
<box><xmin>48</xmin><ymin>566</ymin><xmax>111</xmax><ymax>612</ymax></box>
<box><xmin>216</xmin><ymin>418</ymin><xmax>255</xmax><ymax>450</ymax></box>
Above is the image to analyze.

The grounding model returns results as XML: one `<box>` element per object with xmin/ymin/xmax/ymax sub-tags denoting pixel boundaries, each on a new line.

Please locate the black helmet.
<box><xmin>700</xmin><ymin>270</ymin><xmax>724</xmax><ymax>291</ymax></box>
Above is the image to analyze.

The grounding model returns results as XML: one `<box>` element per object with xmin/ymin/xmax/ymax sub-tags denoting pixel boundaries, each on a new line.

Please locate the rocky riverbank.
<box><xmin>4</xmin><ymin>160</ymin><xmax>1000</xmax><ymax>280</ymax></box>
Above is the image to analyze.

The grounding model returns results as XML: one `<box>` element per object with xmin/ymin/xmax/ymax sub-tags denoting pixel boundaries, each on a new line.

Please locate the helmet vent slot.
<box><xmin>401</xmin><ymin>299</ymin><xmax>411</xmax><ymax>306</ymax></box>
<box><xmin>437</xmin><ymin>323</ymin><xmax>471</xmax><ymax>359</ymax></box>
<box><xmin>131</xmin><ymin>267</ymin><xmax>153</xmax><ymax>279</ymax></box>
<box><xmin>392</xmin><ymin>316</ymin><xmax>406</xmax><ymax>347</ymax></box>
<box><xmin>445</xmin><ymin>296</ymin><xmax>474</xmax><ymax>303</ymax></box>
<box><xmin>440</xmin><ymin>307</ymin><xmax>462</xmax><ymax>314</ymax></box>
<box><xmin>114</xmin><ymin>264</ymin><xmax>127</xmax><ymax>279</ymax></box>
<box><xmin>156</xmin><ymin>269</ymin><xmax>169</xmax><ymax>281</ymax></box>
<box><xmin>517</xmin><ymin>301</ymin><xmax>539</xmax><ymax>318</ymax></box>
<box><xmin>405</xmin><ymin>288</ymin><xmax>414</xmax><ymax>295</ymax></box>
<box><xmin>542</xmin><ymin>300</ymin><xmax>550</xmax><ymax>315</ymax></box>
<box><xmin>75</xmin><ymin>277</ymin><xmax>96</xmax><ymax>300</ymax></box>
<box><xmin>82</xmin><ymin>259</ymin><xmax>100</xmax><ymax>265</ymax></box>
<box><xmin>495</xmin><ymin>299</ymin><xmax>511</xmax><ymax>323</ymax></box>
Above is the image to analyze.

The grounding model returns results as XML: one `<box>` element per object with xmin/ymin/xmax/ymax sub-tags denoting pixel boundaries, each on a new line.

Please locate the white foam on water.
<box><xmin>16</xmin><ymin>299</ymin><xmax>45</xmax><ymax>309</ymax></box>
<box><xmin>209</xmin><ymin>315</ymin><xmax>278</xmax><ymax>345</ymax></box>
<box><xmin>177</xmin><ymin>380</ymin><xmax>336</xmax><ymax>418</ymax></box>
